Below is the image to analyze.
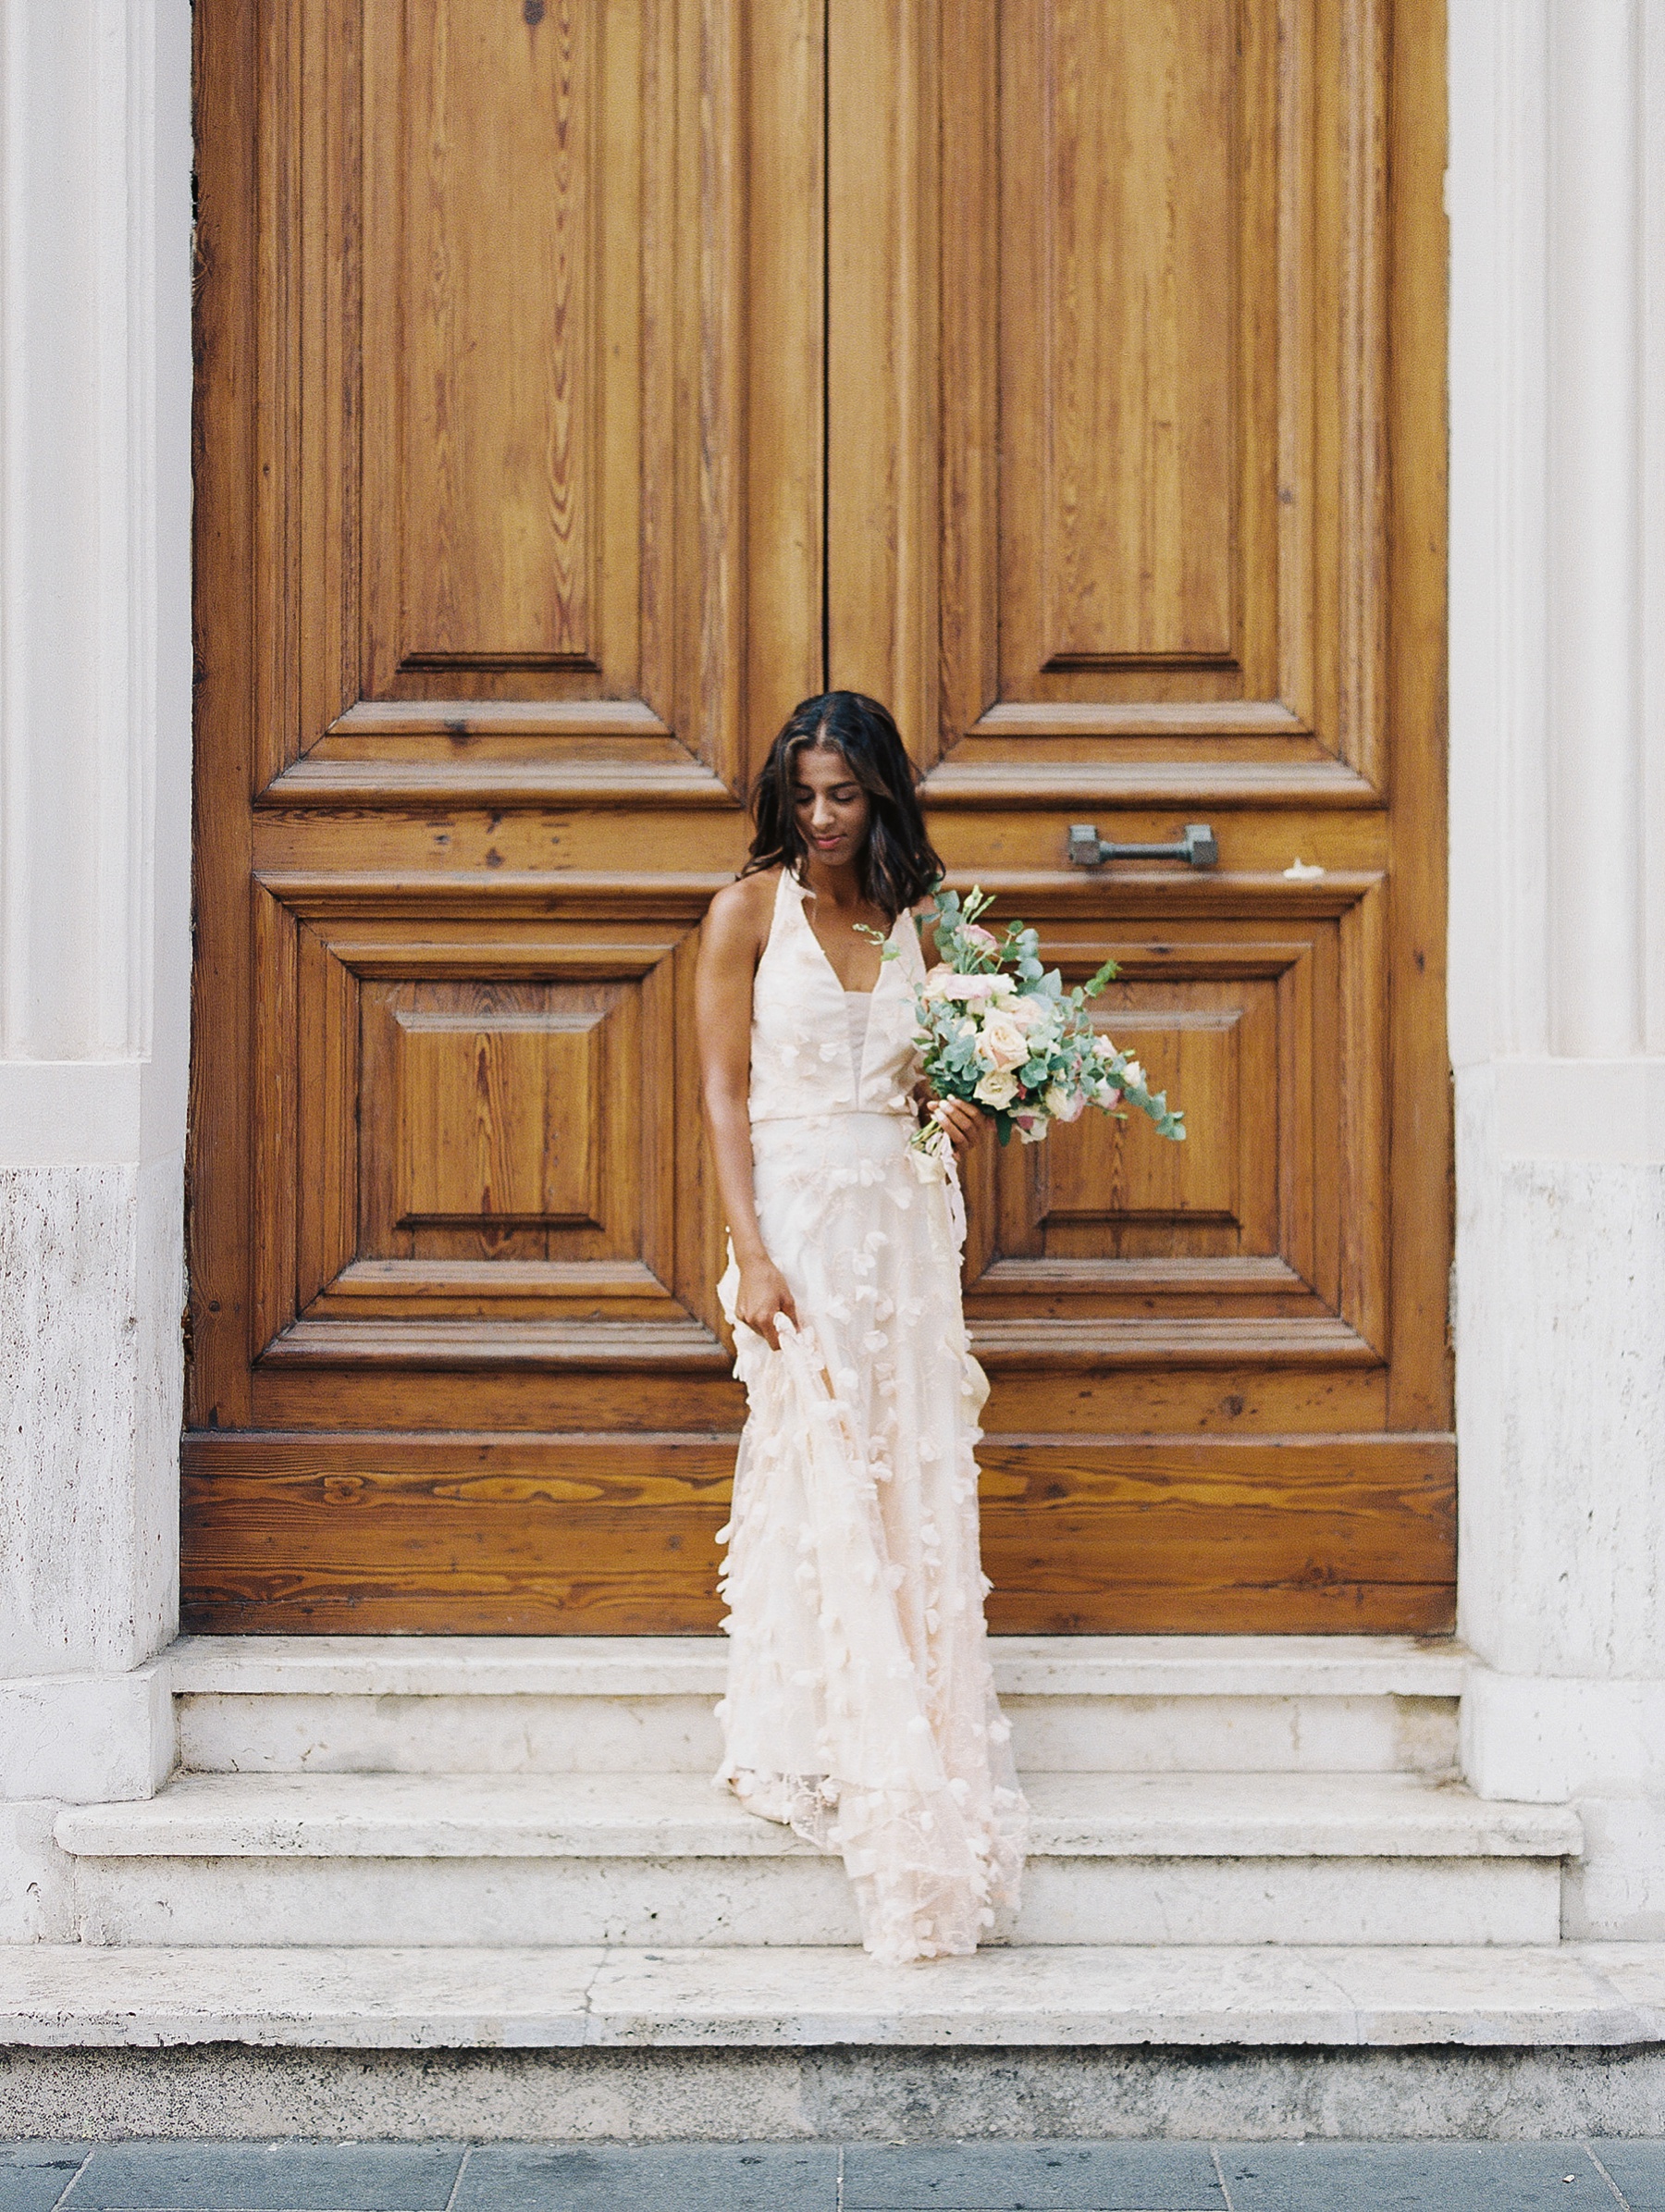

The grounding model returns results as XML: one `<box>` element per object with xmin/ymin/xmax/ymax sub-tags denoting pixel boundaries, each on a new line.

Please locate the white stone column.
<box><xmin>1449</xmin><ymin>0</ymin><xmax>1665</xmax><ymax>1935</ymax></box>
<box><xmin>0</xmin><ymin>0</ymin><xmax>192</xmax><ymax>1934</ymax></box>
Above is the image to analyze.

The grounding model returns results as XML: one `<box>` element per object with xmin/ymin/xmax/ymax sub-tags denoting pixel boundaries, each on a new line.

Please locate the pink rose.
<box><xmin>960</xmin><ymin>923</ymin><xmax>999</xmax><ymax>952</ymax></box>
<box><xmin>943</xmin><ymin>973</ymin><xmax>998</xmax><ymax>1002</ymax></box>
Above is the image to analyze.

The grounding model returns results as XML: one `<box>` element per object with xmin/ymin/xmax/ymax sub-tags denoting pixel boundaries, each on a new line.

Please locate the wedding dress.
<box><xmin>715</xmin><ymin>869</ymin><xmax>1029</xmax><ymax>1962</ymax></box>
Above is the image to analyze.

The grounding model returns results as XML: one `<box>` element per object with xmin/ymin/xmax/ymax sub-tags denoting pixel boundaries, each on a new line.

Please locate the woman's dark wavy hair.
<box><xmin>743</xmin><ymin>691</ymin><xmax>943</xmax><ymax>917</ymax></box>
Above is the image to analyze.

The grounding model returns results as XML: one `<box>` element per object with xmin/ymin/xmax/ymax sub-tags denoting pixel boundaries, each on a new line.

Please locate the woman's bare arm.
<box><xmin>696</xmin><ymin>878</ymin><xmax>798</xmax><ymax>1350</ymax></box>
<box><xmin>916</xmin><ymin>910</ymin><xmax>987</xmax><ymax>1158</ymax></box>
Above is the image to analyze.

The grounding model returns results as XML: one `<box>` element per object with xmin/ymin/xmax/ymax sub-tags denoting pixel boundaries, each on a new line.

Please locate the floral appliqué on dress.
<box><xmin>716</xmin><ymin>871</ymin><xmax>1028</xmax><ymax>1963</ymax></box>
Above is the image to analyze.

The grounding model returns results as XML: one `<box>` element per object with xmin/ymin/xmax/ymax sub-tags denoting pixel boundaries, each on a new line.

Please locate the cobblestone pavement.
<box><xmin>5</xmin><ymin>2137</ymin><xmax>1665</xmax><ymax>2211</ymax></box>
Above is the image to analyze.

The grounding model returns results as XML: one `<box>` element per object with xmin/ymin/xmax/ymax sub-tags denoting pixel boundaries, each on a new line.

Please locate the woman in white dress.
<box><xmin>696</xmin><ymin>691</ymin><xmax>1028</xmax><ymax>1964</ymax></box>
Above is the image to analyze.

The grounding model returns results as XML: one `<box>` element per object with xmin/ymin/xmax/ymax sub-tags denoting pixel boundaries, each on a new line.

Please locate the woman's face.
<box><xmin>792</xmin><ymin>741</ymin><xmax>871</xmax><ymax>870</ymax></box>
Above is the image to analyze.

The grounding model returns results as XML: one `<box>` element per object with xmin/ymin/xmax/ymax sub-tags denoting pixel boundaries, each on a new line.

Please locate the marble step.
<box><xmin>1</xmin><ymin>1939</ymin><xmax>1659</xmax><ymax>2051</ymax></box>
<box><xmin>168</xmin><ymin>1633</ymin><xmax>1464</xmax><ymax>1777</ymax></box>
<box><xmin>55</xmin><ymin>1769</ymin><xmax>1578</xmax><ymax>1949</ymax></box>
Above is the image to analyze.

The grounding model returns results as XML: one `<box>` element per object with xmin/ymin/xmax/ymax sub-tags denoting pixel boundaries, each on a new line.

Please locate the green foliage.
<box><xmin>906</xmin><ymin>886</ymin><xmax>1188</xmax><ymax>1155</ymax></box>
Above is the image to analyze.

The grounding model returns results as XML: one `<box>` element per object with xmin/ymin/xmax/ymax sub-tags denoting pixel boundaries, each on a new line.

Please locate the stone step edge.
<box><xmin>53</xmin><ymin>1772</ymin><xmax>1582</xmax><ymax>1861</ymax></box>
<box><xmin>0</xmin><ymin>1942</ymin><xmax>1658</xmax><ymax>2050</ymax></box>
<box><xmin>166</xmin><ymin>1632</ymin><xmax>1470</xmax><ymax>1702</ymax></box>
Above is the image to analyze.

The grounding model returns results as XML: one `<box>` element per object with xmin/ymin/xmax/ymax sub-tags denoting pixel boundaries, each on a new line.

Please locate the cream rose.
<box><xmin>973</xmin><ymin>1067</ymin><xmax>1019</xmax><ymax>1108</ymax></box>
<box><xmin>974</xmin><ymin>1010</ymin><xmax>1030</xmax><ymax>1072</ymax></box>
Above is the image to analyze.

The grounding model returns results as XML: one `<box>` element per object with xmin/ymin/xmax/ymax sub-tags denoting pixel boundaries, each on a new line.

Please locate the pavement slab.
<box><xmin>1594</xmin><ymin>2142</ymin><xmax>1665</xmax><ymax>2211</ymax></box>
<box><xmin>0</xmin><ymin>2147</ymin><xmax>92</xmax><ymax>2212</ymax></box>
<box><xmin>842</xmin><ymin>2138</ymin><xmax>1227</xmax><ymax>2207</ymax></box>
<box><xmin>453</xmin><ymin>2143</ymin><xmax>834</xmax><ymax>2212</ymax></box>
<box><xmin>1220</xmin><ymin>2140</ymin><xmax>1622</xmax><ymax>2212</ymax></box>
<box><xmin>6</xmin><ymin>2138</ymin><xmax>1665</xmax><ymax>2212</ymax></box>
<box><xmin>58</xmin><ymin>2144</ymin><xmax>466</xmax><ymax>2212</ymax></box>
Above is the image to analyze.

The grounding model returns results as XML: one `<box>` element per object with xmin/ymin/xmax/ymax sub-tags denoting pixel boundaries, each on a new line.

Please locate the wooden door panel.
<box><xmin>181</xmin><ymin>1432</ymin><xmax>736</xmax><ymax>1634</ymax></box>
<box><xmin>191</xmin><ymin>0</ymin><xmax>1449</xmax><ymax>1632</ymax></box>
<box><xmin>963</xmin><ymin>0</ymin><xmax>1368</xmax><ymax>787</ymax></box>
<box><xmin>189</xmin><ymin>0</ymin><xmax>813</xmax><ymax>1626</ymax></box>
<box><xmin>1024</xmin><ymin>1001</ymin><xmax>1251</xmax><ymax>1250</ymax></box>
<box><xmin>980</xmin><ymin>1436</ymin><xmax>1455</xmax><ymax>1635</ymax></box>
<box><xmin>827</xmin><ymin>0</ymin><xmax>1450</xmax><ymax>1630</ymax></box>
<box><xmin>252</xmin><ymin>0</ymin><xmax>820</xmax><ymax>806</ymax></box>
<box><xmin>391</xmin><ymin>998</ymin><xmax>606</xmax><ymax>1237</ymax></box>
<box><xmin>956</xmin><ymin>872</ymin><xmax>1388</xmax><ymax>1366</ymax></box>
<box><xmin>179</xmin><ymin>1426</ymin><xmax>1453</xmax><ymax>1636</ymax></box>
<box><xmin>368</xmin><ymin>0</ymin><xmax>612</xmax><ymax>683</ymax></box>
<box><xmin>832</xmin><ymin>0</ymin><xmax>1387</xmax><ymax>805</ymax></box>
<box><xmin>252</xmin><ymin>873</ymin><xmax>724</xmax><ymax>1361</ymax></box>
<box><xmin>1003</xmin><ymin>0</ymin><xmax>1242</xmax><ymax>675</ymax></box>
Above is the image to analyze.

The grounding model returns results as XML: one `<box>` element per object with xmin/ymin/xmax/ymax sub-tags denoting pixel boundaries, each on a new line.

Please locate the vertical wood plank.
<box><xmin>253</xmin><ymin>0</ymin><xmax>302</xmax><ymax>785</ymax></box>
<box><xmin>189</xmin><ymin>0</ymin><xmax>260</xmax><ymax>1428</ymax></box>
<box><xmin>1336</xmin><ymin>0</ymin><xmax>1390</xmax><ymax>784</ymax></box>
<box><xmin>250</xmin><ymin>884</ymin><xmax>299</xmax><ymax>1358</ymax></box>
<box><xmin>745</xmin><ymin>0</ymin><xmax>825</xmax><ymax>770</ymax></box>
<box><xmin>1385</xmin><ymin>0</ymin><xmax>1454</xmax><ymax>1428</ymax></box>
<box><xmin>936</xmin><ymin>0</ymin><xmax>998</xmax><ymax>756</ymax></box>
<box><xmin>826</xmin><ymin>0</ymin><xmax>940</xmax><ymax>757</ymax></box>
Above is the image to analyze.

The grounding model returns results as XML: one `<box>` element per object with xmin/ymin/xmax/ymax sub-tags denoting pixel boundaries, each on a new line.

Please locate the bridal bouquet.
<box><xmin>892</xmin><ymin>886</ymin><xmax>1187</xmax><ymax>1176</ymax></box>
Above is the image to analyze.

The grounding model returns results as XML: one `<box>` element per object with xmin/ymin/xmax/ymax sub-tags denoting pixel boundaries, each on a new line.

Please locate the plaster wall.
<box><xmin>0</xmin><ymin>0</ymin><xmax>192</xmax><ymax>1803</ymax></box>
<box><xmin>1449</xmin><ymin>0</ymin><xmax>1665</xmax><ymax>1934</ymax></box>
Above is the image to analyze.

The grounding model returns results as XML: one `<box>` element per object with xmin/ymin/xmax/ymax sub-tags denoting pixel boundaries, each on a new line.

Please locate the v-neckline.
<box><xmin>787</xmin><ymin>870</ymin><xmax>900</xmax><ymax>996</ymax></box>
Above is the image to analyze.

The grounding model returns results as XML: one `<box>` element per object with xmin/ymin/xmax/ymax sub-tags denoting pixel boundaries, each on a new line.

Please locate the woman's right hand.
<box><xmin>734</xmin><ymin>1254</ymin><xmax>798</xmax><ymax>1352</ymax></box>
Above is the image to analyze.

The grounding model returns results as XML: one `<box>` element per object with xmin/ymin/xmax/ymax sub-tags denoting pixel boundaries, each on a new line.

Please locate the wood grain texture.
<box><xmin>951</xmin><ymin>878</ymin><xmax>1383</xmax><ymax>1370</ymax></box>
<box><xmin>250</xmin><ymin>881</ymin><xmax>706</xmax><ymax>1352</ymax></box>
<box><xmin>258</xmin><ymin>0</ymin><xmax>783</xmax><ymax>780</ymax></box>
<box><xmin>388</xmin><ymin>0</ymin><xmax>598</xmax><ymax>670</ymax></box>
<box><xmin>826</xmin><ymin>0</ymin><xmax>939</xmax><ymax>748</ymax></box>
<box><xmin>1030</xmin><ymin>0</ymin><xmax>1238</xmax><ymax>666</ymax></box>
<box><xmin>1382</xmin><ymin>0</ymin><xmax>1454</xmax><ymax>1431</ymax></box>
<box><xmin>743</xmin><ymin>0</ymin><xmax>825</xmax><ymax>770</ymax></box>
<box><xmin>189</xmin><ymin>0</ymin><xmax>259</xmax><ymax>1431</ymax></box>
<box><xmin>980</xmin><ymin>1434</ymin><xmax>1455</xmax><ymax>1635</ymax></box>
<box><xmin>931</xmin><ymin>0</ymin><xmax>1380</xmax><ymax>792</ymax></box>
<box><xmin>181</xmin><ymin>1432</ymin><xmax>1453</xmax><ymax>1637</ymax></box>
<box><xmin>181</xmin><ymin>1433</ymin><xmax>738</xmax><ymax>1635</ymax></box>
<box><xmin>394</xmin><ymin>1005</ymin><xmax>602</xmax><ymax>1230</ymax></box>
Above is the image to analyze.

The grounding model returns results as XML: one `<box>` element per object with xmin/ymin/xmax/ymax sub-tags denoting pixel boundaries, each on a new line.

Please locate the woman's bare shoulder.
<box><xmin>704</xmin><ymin>867</ymin><xmax>780</xmax><ymax>949</ymax></box>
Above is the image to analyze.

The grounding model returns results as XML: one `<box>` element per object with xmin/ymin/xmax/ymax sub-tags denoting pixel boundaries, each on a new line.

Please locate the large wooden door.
<box><xmin>186</xmin><ymin>0</ymin><xmax>1451</xmax><ymax>1633</ymax></box>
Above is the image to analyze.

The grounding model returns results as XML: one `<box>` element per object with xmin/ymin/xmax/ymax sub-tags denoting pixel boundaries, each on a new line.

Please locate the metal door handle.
<box><xmin>1067</xmin><ymin>822</ymin><xmax>1218</xmax><ymax>870</ymax></box>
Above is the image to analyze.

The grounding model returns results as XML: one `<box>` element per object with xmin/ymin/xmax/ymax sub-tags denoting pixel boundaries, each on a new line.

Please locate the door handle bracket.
<box><xmin>1067</xmin><ymin>822</ymin><xmax>1218</xmax><ymax>870</ymax></box>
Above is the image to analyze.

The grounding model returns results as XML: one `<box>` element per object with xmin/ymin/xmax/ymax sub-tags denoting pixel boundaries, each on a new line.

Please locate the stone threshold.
<box><xmin>166</xmin><ymin>1633</ymin><xmax>1470</xmax><ymax>1700</ymax></box>
<box><xmin>53</xmin><ymin>1768</ymin><xmax>1575</xmax><ymax>1862</ymax></box>
<box><xmin>3</xmin><ymin>1943</ymin><xmax>1662</xmax><ymax>2050</ymax></box>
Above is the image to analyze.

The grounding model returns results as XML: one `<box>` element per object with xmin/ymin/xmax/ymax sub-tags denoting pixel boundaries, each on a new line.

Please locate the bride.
<box><xmin>696</xmin><ymin>690</ymin><xmax>1028</xmax><ymax>1964</ymax></box>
